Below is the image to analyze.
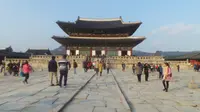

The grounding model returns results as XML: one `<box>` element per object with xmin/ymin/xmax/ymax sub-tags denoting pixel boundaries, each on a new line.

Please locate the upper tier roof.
<box><xmin>56</xmin><ymin>17</ymin><xmax>142</xmax><ymax>37</ymax></box>
<box><xmin>52</xmin><ymin>36</ymin><xmax>145</xmax><ymax>47</ymax></box>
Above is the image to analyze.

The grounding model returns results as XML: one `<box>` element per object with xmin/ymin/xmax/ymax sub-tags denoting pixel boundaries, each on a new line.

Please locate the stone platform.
<box><xmin>0</xmin><ymin>69</ymin><xmax>200</xmax><ymax>112</ymax></box>
<box><xmin>112</xmin><ymin>69</ymin><xmax>200</xmax><ymax>112</ymax></box>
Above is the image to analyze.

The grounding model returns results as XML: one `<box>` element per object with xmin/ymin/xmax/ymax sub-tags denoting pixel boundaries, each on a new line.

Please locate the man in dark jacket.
<box><xmin>73</xmin><ymin>59</ymin><xmax>78</xmax><ymax>74</ymax></box>
<box><xmin>48</xmin><ymin>56</ymin><xmax>58</xmax><ymax>86</ymax></box>
<box><xmin>143</xmin><ymin>63</ymin><xmax>149</xmax><ymax>81</ymax></box>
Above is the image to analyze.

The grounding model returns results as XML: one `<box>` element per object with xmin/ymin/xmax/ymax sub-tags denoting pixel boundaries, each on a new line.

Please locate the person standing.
<box><xmin>58</xmin><ymin>55</ymin><xmax>71</xmax><ymax>88</ymax></box>
<box><xmin>73</xmin><ymin>60</ymin><xmax>78</xmax><ymax>74</ymax></box>
<box><xmin>177</xmin><ymin>65</ymin><xmax>180</xmax><ymax>72</ymax></box>
<box><xmin>143</xmin><ymin>63</ymin><xmax>149</xmax><ymax>81</ymax></box>
<box><xmin>99</xmin><ymin>61</ymin><xmax>103</xmax><ymax>76</ymax></box>
<box><xmin>48</xmin><ymin>56</ymin><xmax>59</xmax><ymax>86</ymax></box>
<box><xmin>122</xmin><ymin>62</ymin><xmax>126</xmax><ymax>71</ymax></box>
<box><xmin>162</xmin><ymin>62</ymin><xmax>172</xmax><ymax>92</ymax></box>
<box><xmin>22</xmin><ymin>61</ymin><xmax>32</xmax><ymax>84</ymax></box>
<box><xmin>158</xmin><ymin>64</ymin><xmax>163</xmax><ymax>79</ymax></box>
<box><xmin>135</xmin><ymin>62</ymin><xmax>143</xmax><ymax>82</ymax></box>
<box><xmin>95</xmin><ymin>60</ymin><xmax>99</xmax><ymax>75</ymax></box>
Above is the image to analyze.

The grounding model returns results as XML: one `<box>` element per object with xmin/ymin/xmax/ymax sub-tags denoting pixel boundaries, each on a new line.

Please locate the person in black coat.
<box><xmin>48</xmin><ymin>56</ymin><xmax>58</xmax><ymax>86</ymax></box>
<box><xmin>143</xmin><ymin>63</ymin><xmax>149</xmax><ymax>81</ymax></box>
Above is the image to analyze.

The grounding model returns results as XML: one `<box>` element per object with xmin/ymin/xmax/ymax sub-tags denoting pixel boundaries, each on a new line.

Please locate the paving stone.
<box><xmin>63</xmin><ymin>103</ymin><xmax>94</xmax><ymax>112</ymax></box>
<box><xmin>93</xmin><ymin>107</ymin><xmax>115</xmax><ymax>112</ymax></box>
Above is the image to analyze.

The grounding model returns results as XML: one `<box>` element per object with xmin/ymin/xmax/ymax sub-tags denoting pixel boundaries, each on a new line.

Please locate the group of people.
<box><xmin>93</xmin><ymin>60</ymin><xmax>111</xmax><ymax>77</ymax></box>
<box><xmin>1</xmin><ymin>61</ymin><xmax>32</xmax><ymax>84</ymax></box>
<box><xmin>131</xmin><ymin>62</ymin><xmax>172</xmax><ymax>92</ymax></box>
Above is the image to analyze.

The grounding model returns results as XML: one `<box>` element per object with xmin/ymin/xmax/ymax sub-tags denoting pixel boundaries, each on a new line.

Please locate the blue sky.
<box><xmin>0</xmin><ymin>0</ymin><xmax>200</xmax><ymax>52</ymax></box>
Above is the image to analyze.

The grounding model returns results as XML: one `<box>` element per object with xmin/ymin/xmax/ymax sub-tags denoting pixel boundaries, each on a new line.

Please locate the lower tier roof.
<box><xmin>52</xmin><ymin>36</ymin><xmax>145</xmax><ymax>47</ymax></box>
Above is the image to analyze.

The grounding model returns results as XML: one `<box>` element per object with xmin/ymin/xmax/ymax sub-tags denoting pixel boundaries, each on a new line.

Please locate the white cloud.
<box><xmin>150</xmin><ymin>23</ymin><xmax>200</xmax><ymax>36</ymax></box>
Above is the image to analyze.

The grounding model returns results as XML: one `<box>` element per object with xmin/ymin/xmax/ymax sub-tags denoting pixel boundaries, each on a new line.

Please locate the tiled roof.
<box><xmin>26</xmin><ymin>49</ymin><xmax>52</xmax><ymax>55</ymax></box>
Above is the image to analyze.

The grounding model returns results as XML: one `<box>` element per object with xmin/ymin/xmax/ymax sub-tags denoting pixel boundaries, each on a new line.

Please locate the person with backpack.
<box><xmin>58</xmin><ymin>55</ymin><xmax>71</xmax><ymax>88</ymax></box>
<box><xmin>73</xmin><ymin>60</ymin><xmax>78</xmax><ymax>74</ymax></box>
<box><xmin>158</xmin><ymin>64</ymin><xmax>163</xmax><ymax>79</ymax></box>
<box><xmin>22</xmin><ymin>61</ymin><xmax>32</xmax><ymax>84</ymax></box>
<box><xmin>13</xmin><ymin>63</ymin><xmax>19</xmax><ymax>76</ymax></box>
<box><xmin>162</xmin><ymin>62</ymin><xmax>172</xmax><ymax>92</ymax></box>
<box><xmin>48</xmin><ymin>56</ymin><xmax>59</xmax><ymax>86</ymax></box>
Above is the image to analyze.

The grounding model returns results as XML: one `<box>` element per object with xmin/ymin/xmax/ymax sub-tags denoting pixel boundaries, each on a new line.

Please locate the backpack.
<box><xmin>74</xmin><ymin>62</ymin><xmax>78</xmax><ymax>68</ymax></box>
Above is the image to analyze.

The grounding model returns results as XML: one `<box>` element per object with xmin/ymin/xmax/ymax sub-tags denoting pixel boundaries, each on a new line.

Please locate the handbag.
<box><xmin>20</xmin><ymin>71</ymin><xmax>25</xmax><ymax>77</ymax></box>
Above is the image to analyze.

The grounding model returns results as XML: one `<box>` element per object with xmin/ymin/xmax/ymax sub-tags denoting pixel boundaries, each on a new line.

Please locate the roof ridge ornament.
<box><xmin>78</xmin><ymin>17</ymin><xmax>122</xmax><ymax>21</ymax></box>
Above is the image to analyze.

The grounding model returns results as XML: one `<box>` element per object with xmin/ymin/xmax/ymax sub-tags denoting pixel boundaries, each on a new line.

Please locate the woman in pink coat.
<box><xmin>22</xmin><ymin>61</ymin><xmax>32</xmax><ymax>84</ymax></box>
<box><xmin>162</xmin><ymin>62</ymin><xmax>172</xmax><ymax>92</ymax></box>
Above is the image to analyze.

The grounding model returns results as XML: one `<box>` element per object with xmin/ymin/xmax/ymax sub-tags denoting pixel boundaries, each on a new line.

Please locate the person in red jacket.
<box><xmin>22</xmin><ymin>61</ymin><xmax>32</xmax><ymax>84</ymax></box>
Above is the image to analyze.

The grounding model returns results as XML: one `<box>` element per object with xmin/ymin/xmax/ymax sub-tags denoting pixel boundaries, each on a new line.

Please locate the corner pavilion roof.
<box><xmin>52</xmin><ymin>36</ymin><xmax>145</xmax><ymax>47</ymax></box>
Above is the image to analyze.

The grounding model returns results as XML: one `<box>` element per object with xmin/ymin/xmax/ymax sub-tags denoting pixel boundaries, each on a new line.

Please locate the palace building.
<box><xmin>52</xmin><ymin>16</ymin><xmax>145</xmax><ymax>56</ymax></box>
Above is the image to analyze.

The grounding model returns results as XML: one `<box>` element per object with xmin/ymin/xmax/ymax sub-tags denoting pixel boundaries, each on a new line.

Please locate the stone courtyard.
<box><xmin>0</xmin><ymin>68</ymin><xmax>200</xmax><ymax>112</ymax></box>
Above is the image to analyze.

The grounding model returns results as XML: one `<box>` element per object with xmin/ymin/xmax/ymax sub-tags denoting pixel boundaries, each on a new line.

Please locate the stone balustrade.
<box><xmin>3</xmin><ymin>55</ymin><xmax>191</xmax><ymax>70</ymax></box>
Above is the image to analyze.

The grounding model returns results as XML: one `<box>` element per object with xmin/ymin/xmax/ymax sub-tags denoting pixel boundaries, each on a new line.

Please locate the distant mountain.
<box><xmin>133</xmin><ymin>50</ymin><xmax>154</xmax><ymax>56</ymax></box>
<box><xmin>51</xmin><ymin>46</ymin><xmax>196</xmax><ymax>57</ymax></box>
<box><xmin>51</xmin><ymin>46</ymin><xmax>66</xmax><ymax>55</ymax></box>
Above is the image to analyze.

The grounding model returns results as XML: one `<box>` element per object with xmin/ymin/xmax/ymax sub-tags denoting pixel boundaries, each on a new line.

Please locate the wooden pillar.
<box><xmin>130</xmin><ymin>48</ymin><xmax>132</xmax><ymax>56</ymax></box>
<box><xmin>105</xmin><ymin>47</ymin><xmax>107</xmax><ymax>56</ymax></box>
<box><xmin>90</xmin><ymin>47</ymin><xmax>92</xmax><ymax>57</ymax></box>
<box><xmin>75</xmin><ymin>46</ymin><xmax>79</xmax><ymax>55</ymax></box>
<box><xmin>118</xmin><ymin>47</ymin><xmax>121</xmax><ymax>56</ymax></box>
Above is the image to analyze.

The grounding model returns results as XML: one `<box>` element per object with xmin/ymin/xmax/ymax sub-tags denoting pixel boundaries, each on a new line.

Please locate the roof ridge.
<box><xmin>78</xmin><ymin>17</ymin><xmax>122</xmax><ymax>21</ymax></box>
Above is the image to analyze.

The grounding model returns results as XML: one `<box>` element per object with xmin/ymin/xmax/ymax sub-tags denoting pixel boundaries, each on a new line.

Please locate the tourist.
<box><xmin>7</xmin><ymin>61</ymin><xmax>13</xmax><ymax>75</ymax></box>
<box><xmin>58</xmin><ymin>55</ymin><xmax>71</xmax><ymax>88</ymax></box>
<box><xmin>83</xmin><ymin>60</ymin><xmax>87</xmax><ymax>72</ymax></box>
<box><xmin>162</xmin><ymin>62</ymin><xmax>172</xmax><ymax>92</ymax></box>
<box><xmin>73</xmin><ymin>59</ymin><xmax>78</xmax><ymax>74</ymax></box>
<box><xmin>106</xmin><ymin>62</ymin><xmax>111</xmax><ymax>74</ymax></box>
<box><xmin>99</xmin><ymin>61</ymin><xmax>103</xmax><ymax>76</ymax></box>
<box><xmin>48</xmin><ymin>56</ymin><xmax>59</xmax><ymax>86</ymax></box>
<box><xmin>177</xmin><ymin>65</ymin><xmax>180</xmax><ymax>72</ymax></box>
<box><xmin>13</xmin><ymin>63</ymin><xmax>19</xmax><ymax>76</ymax></box>
<box><xmin>122</xmin><ymin>62</ymin><xmax>126</xmax><ymax>71</ymax></box>
<box><xmin>132</xmin><ymin>64</ymin><xmax>136</xmax><ymax>74</ymax></box>
<box><xmin>92</xmin><ymin>61</ymin><xmax>96</xmax><ymax>70</ymax></box>
<box><xmin>143</xmin><ymin>63</ymin><xmax>149</xmax><ymax>81</ymax></box>
<box><xmin>22</xmin><ymin>60</ymin><xmax>32</xmax><ymax>84</ymax></box>
<box><xmin>135</xmin><ymin>62</ymin><xmax>143</xmax><ymax>82</ymax></box>
<box><xmin>95</xmin><ymin>60</ymin><xmax>99</xmax><ymax>75</ymax></box>
<box><xmin>158</xmin><ymin>64</ymin><xmax>163</xmax><ymax>79</ymax></box>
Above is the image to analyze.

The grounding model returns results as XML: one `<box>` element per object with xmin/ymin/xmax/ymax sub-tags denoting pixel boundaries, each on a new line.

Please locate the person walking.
<box><xmin>13</xmin><ymin>63</ymin><xmax>19</xmax><ymax>76</ymax></box>
<box><xmin>162</xmin><ymin>62</ymin><xmax>172</xmax><ymax>92</ymax></box>
<box><xmin>73</xmin><ymin>60</ymin><xmax>78</xmax><ymax>74</ymax></box>
<box><xmin>106</xmin><ymin>62</ymin><xmax>111</xmax><ymax>74</ymax></box>
<box><xmin>132</xmin><ymin>64</ymin><xmax>136</xmax><ymax>74</ymax></box>
<box><xmin>99</xmin><ymin>61</ymin><xmax>103</xmax><ymax>76</ymax></box>
<box><xmin>58</xmin><ymin>55</ymin><xmax>71</xmax><ymax>88</ymax></box>
<box><xmin>158</xmin><ymin>64</ymin><xmax>163</xmax><ymax>79</ymax></box>
<box><xmin>7</xmin><ymin>61</ymin><xmax>13</xmax><ymax>75</ymax></box>
<box><xmin>135</xmin><ymin>62</ymin><xmax>143</xmax><ymax>82</ymax></box>
<box><xmin>48</xmin><ymin>56</ymin><xmax>59</xmax><ymax>86</ymax></box>
<box><xmin>22</xmin><ymin>61</ymin><xmax>32</xmax><ymax>84</ymax></box>
<box><xmin>143</xmin><ymin>63</ymin><xmax>149</xmax><ymax>81</ymax></box>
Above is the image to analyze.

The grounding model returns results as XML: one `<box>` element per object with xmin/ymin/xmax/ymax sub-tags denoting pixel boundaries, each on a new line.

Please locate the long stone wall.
<box><xmin>3</xmin><ymin>55</ymin><xmax>192</xmax><ymax>70</ymax></box>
